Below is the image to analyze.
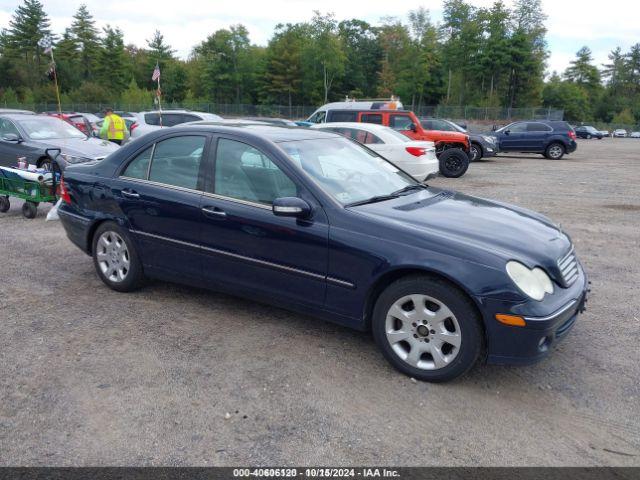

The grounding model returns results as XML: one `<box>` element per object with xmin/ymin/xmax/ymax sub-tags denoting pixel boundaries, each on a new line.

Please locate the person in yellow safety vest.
<box><xmin>99</xmin><ymin>108</ymin><xmax>128</xmax><ymax>145</ymax></box>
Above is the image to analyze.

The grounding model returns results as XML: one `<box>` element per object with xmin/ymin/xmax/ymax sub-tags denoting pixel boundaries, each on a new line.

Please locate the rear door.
<box><xmin>524</xmin><ymin>122</ymin><xmax>553</xmax><ymax>151</ymax></box>
<box><xmin>114</xmin><ymin>133</ymin><xmax>210</xmax><ymax>280</ymax></box>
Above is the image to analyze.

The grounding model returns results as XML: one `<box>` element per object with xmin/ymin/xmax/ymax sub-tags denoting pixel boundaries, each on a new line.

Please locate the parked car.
<box><xmin>130</xmin><ymin>110</ymin><xmax>223</xmax><ymax>139</ymax></box>
<box><xmin>311</xmin><ymin>122</ymin><xmax>438</xmax><ymax>181</ymax></box>
<box><xmin>57</xmin><ymin>124</ymin><xmax>588</xmax><ymax>382</ymax></box>
<box><xmin>307</xmin><ymin>106</ymin><xmax>470</xmax><ymax>178</ymax></box>
<box><xmin>574</xmin><ymin>125</ymin><xmax>603</xmax><ymax>140</ymax></box>
<box><xmin>44</xmin><ymin>112</ymin><xmax>94</xmax><ymax>137</ymax></box>
<box><xmin>613</xmin><ymin>129</ymin><xmax>628</xmax><ymax>138</ymax></box>
<box><xmin>630</xmin><ymin>131</ymin><xmax>640</xmax><ymax>138</ymax></box>
<box><xmin>0</xmin><ymin>113</ymin><xmax>119</xmax><ymax>169</ymax></box>
<box><xmin>76</xmin><ymin>112</ymin><xmax>102</xmax><ymax>136</ymax></box>
<box><xmin>492</xmin><ymin>120</ymin><xmax>577</xmax><ymax>159</ymax></box>
<box><xmin>420</xmin><ymin>117</ymin><xmax>497</xmax><ymax>161</ymax></box>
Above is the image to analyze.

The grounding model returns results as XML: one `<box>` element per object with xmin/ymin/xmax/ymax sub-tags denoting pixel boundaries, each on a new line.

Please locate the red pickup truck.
<box><xmin>307</xmin><ymin>107</ymin><xmax>470</xmax><ymax>177</ymax></box>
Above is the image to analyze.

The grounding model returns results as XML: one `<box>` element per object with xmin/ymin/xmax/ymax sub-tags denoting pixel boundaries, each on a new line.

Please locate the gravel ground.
<box><xmin>0</xmin><ymin>138</ymin><xmax>639</xmax><ymax>466</ymax></box>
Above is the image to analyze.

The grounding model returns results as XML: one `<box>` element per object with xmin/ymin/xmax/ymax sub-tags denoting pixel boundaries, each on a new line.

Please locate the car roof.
<box><xmin>0</xmin><ymin>113</ymin><xmax>46</xmax><ymax>120</ymax></box>
<box><xmin>176</xmin><ymin>123</ymin><xmax>338</xmax><ymax>142</ymax></box>
<box><xmin>313</xmin><ymin>122</ymin><xmax>391</xmax><ymax>132</ymax></box>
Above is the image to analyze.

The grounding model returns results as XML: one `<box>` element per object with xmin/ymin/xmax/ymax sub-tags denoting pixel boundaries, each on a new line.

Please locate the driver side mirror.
<box><xmin>273</xmin><ymin>197</ymin><xmax>311</xmax><ymax>219</ymax></box>
<box><xmin>1</xmin><ymin>133</ymin><xmax>22</xmax><ymax>143</ymax></box>
<box><xmin>504</xmin><ymin>130</ymin><xmax>510</xmax><ymax>135</ymax></box>
<box><xmin>409</xmin><ymin>123</ymin><xmax>417</xmax><ymax>133</ymax></box>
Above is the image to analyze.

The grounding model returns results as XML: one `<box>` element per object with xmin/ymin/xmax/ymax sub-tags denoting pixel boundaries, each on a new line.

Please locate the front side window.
<box><xmin>161</xmin><ymin>114</ymin><xmax>185</xmax><ymax>127</ymax></box>
<box><xmin>0</xmin><ymin>118</ymin><xmax>20</xmax><ymax>137</ymax></box>
<box><xmin>213</xmin><ymin>138</ymin><xmax>296</xmax><ymax>205</ymax></box>
<box><xmin>144</xmin><ymin>113</ymin><xmax>160</xmax><ymax>126</ymax></box>
<box><xmin>390</xmin><ymin>114</ymin><xmax>414</xmax><ymax>131</ymax></box>
<box><xmin>504</xmin><ymin>122</ymin><xmax>527</xmax><ymax>133</ymax></box>
<box><xmin>148</xmin><ymin>136</ymin><xmax>206</xmax><ymax>189</ymax></box>
<box><xmin>279</xmin><ymin>138</ymin><xmax>414</xmax><ymax>206</ymax></box>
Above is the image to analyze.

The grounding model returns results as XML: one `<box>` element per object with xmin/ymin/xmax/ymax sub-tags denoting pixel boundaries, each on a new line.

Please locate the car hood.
<box><xmin>351</xmin><ymin>188</ymin><xmax>571</xmax><ymax>269</ymax></box>
<box><xmin>32</xmin><ymin>136</ymin><xmax>119</xmax><ymax>159</ymax></box>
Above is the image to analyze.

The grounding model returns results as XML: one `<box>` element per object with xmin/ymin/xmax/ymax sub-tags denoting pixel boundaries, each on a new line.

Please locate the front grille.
<box><xmin>557</xmin><ymin>248</ymin><xmax>579</xmax><ymax>286</ymax></box>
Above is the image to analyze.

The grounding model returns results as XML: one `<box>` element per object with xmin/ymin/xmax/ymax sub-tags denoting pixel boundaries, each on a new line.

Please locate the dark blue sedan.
<box><xmin>58</xmin><ymin>124</ymin><xmax>588</xmax><ymax>382</ymax></box>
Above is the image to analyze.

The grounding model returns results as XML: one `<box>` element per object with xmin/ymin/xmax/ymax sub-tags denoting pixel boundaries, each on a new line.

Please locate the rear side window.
<box><xmin>390</xmin><ymin>115</ymin><xmax>413</xmax><ymax>131</ymax></box>
<box><xmin>362</xmin><ymin>114</ymin><xmax>382</xmax><ymax>125</ymax></box>
<box><xmin>148</xmin><ymin>136</ymin><xmax>206</xmax><ymax>189</ymax></box>
<box><xmin>122</xmin><ymin>146</ymin><xmax>153</xmax><ymax>179</ymax></box>
<box><xmin>527</xmin><ymin>122</ymin><xmax>552</xmax><ymax>132</ymax></box>
<box><xmin>161</xmin><ymin>114</ymin><xmax>184</xmax><ymax>127</ymax></box>
<box><xmin>144</xmin><ymin>113</ymin><xmax>160</xmax><ymax>126</ymax></box>
<box><xmin>328</xmin><ymin>111</ymin><xmax>358</xmax><ymax>122</ymax></box>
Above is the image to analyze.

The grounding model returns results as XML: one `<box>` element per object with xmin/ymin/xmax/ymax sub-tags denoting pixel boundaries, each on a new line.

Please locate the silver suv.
<box><xmin>130</xmin><ymin>110</ymin><xmax>223</xmax><ymax>139</ymax></box>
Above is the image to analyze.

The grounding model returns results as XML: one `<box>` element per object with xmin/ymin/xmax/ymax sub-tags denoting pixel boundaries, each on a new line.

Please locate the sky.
<box><xmin>1</xmin><ymin>0</ymin><xmax>638</xmax><ymax>77</ymax></box>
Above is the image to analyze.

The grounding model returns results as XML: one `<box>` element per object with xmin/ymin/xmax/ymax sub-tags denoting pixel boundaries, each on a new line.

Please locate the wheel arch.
<box><xmin>85</xmin><ymin>217</ymin><xmax>130</xmax><ymax>254</ymax></box>
<box><xmin>362</xmin><ymin>267</ymin><xmax>487</xmax><ymax>342</ymax></box>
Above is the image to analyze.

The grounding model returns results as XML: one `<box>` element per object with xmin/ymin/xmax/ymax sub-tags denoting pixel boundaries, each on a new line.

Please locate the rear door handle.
<box><xmin>202</xmin><ymin>206</ymin><xmax>227</xmax><ymax>218</ymax></box>
<box><xmin>122</xmin><ymin>189</ymin><xmax>140</xmax><ymax>199</ymax></box>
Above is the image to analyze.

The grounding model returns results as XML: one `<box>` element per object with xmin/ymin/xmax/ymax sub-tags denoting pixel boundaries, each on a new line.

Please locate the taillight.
<box><xmin>569</xmin><ymin>130</ymin><xmax>576</xmax><ymax>140</ymax></box>
<box><xmin>130</xmin><ymin>122</ymin><xmax>138</xmax><ymax>131</ymax></box>
<box><xmin>405</xmin><ymin>146</ymin><xmax>427</xmax><ymax>157</ymax></box>
<box><xmin>58</xmin><ymin>175</ymin><xmax>71</xmax><ymax>204</ymax></box>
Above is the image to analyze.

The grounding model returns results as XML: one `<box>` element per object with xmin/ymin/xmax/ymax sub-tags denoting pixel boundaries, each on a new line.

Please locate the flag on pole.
<box><xmin>152</xmin><ymin>63</ymin><xmax>161</xmax><ymax>82</ymax></box>
<box><xmin>39</xmin><ymin>36</ymin><xmax>53</xmax><ymax>55</ymax></box>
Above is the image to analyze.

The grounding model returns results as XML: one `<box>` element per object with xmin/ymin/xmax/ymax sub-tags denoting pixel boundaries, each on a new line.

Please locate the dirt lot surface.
<box><xmin>1</xmin><ymin>138</ymin><xmax>639</xmax><ymax>466</ymax></box>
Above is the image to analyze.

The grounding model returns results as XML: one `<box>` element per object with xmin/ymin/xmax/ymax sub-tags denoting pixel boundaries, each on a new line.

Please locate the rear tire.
<box><xmin>544</xmin><ymin>142</ymin><xmax>565</xmax><ymax>160</ymax></box>
<box><xmin>586</xmin><ymin>134</ymin><xmax>592</xmax><ymax>139</ymax></box>
<box><xmin>469</xmin><ymin>143</ymin><xmax>482</xmax><ymax>162</ymax></box>
<box><xmin>372</xmin><ymin>275</ymin><xmax>483</xmax><ymax>382</ymax></box>
<box><xmin>438</xmin><ymin>148</ymin><xmax>470</xmax><ymax>178</ymax></box>
<box><xmin>21</xmin><ymin>201</ymin><xmax>37</xmax><ymax>219</ymax></box>
<box><xmin>92</xmin><ymin>221</ymin><xmax>145</xmax><ymax>292</ymax></box>
<box><xmin>0</xmin><ymin>196</ymin><xmax>9</xmax><ymax>213</ymax></box>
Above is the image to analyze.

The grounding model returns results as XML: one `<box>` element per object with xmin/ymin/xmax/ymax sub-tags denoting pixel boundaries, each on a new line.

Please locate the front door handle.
<box><xmin>122</xmin><ymin>189</ymin><xmax>140</xmax><ymax>199</ymax></box>
<box><xmin>202</xmin><ymin>206</ymin><xmax>227</xmax><ymax>218</ymax></box>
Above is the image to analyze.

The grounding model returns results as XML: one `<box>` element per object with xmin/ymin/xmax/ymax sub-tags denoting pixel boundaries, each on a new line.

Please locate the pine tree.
<box><xmin>6</xmin><ymin>0</ymin><xmax>52</xmax><ymax>86</ymax></box>
<box><xmin>70</xmin><ymin>4</ymin><xmax>100</xmax><ymax>80</ymax></box>
<box><xmin>96</xmin><ymin>26</ymin><xmax>129</xmax><ymax>95</ymax></box>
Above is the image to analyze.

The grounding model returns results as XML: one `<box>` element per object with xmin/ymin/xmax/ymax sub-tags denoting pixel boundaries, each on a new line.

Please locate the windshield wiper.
<box><xmin>390</xmin><ymin>184</ymin><xmax>428</xmax><ymax>196</ymax></box>
<box><xmin>345</xmin><ymin>194</ymin><xmax>400</xmax><ymax>207</ymax></box>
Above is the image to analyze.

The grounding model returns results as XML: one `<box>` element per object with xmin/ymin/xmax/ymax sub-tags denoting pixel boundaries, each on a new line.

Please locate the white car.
<box><xmin>613</xmin><ymin>129</ymin><xmax>628</xmax><ymax>138</ymax></box>
<box><xmin>629</xmin><ymin>131</ymin><xmax>640</xmax><ymax>138</ymax></box>
<box><xmin>311</xmin><ymin>122</ymin><xmax>438</xmax><ymax>181</ymax></box>
<box><xmin>130</xmin><ymin>110</ymin><xmax>223</xmax><ymax>138</ymax></box>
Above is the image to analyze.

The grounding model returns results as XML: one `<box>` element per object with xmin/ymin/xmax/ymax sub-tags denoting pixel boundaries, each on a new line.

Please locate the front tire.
<box><xmin>372</xmin><ymin>275</ymin><xmax>483</xmax><ymax>382</ymax></box>
<box><xmin>469</xmin><ymin>143</ymin><xmax>482</xmax><ymax>162</ymax></box>
<box><xmin>586</xmin><ymin>134</ymin><xmax>592</xmax><ymax>139</ymax></box>
<box><xmin>544</xmin><ymin>142</ymin><xmax>565</xmax><ymax>160</ymax></box>
<box><xmin>92</xmin><ymin>221</ymin><xmax>145</xmax><ymax>292</ymax></box>
<box><xmin>438</xmin><ymin>148</ymin><xmax>470</xmax><ymax>178</ymax></box>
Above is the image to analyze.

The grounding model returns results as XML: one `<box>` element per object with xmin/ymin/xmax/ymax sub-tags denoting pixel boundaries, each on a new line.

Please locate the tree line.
<box><xmin>0</xmin><ymin>0</ymin><xmax>638</xmax><ymax>125</ymax></box>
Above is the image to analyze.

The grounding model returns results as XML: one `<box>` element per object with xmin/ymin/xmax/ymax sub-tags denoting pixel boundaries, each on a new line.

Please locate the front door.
<box><xmin>388</xmin><ymin>113</ymin><xmax>417</xmax><ymax>139</ymax></box>
<box><xmin>499</xmin><ymin>122</ymin><xmax>528</xmax><ymax>150</ymax></box>
<box><xmin>199</xmin><ymin>136</ymin><xmax>329</xmax><ymax>308</ymax></box>
<box><xmin>114</xmin><ymin>134</ymin><xmax>209</xmax><ymax>280</ymax></box>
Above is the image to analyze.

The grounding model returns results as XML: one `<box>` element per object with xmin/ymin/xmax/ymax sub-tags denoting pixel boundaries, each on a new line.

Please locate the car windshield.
<box><xmin>18</xmin><ymin>117</ymin><xmax>86</xmax><ymax>140</ymax></box>
<box><xmin>279</xmin><ymin>137</ymin><xmax>416</xmax><ymax>206</ymax></box>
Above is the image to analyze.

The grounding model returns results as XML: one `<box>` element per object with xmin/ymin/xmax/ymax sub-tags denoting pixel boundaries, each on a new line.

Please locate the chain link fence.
<box><xmin>2</xmin><ymin>101</ymin><xmax>564</xmax><ymax>122</ymax></box>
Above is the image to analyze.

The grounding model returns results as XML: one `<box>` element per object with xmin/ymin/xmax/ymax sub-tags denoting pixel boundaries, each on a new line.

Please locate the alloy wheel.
<box><xmin>549</xmin><ymin>145</ymin><xmax>563</xmax><ymax>159</ymax></box>
<box><xmin>96</xmin><ymin>231</ymin><xmax>130</xmax><ymax>283</ymax></box>
<box><xmin>384</xmin><ymin>294</ymin><xmax>461</xmax><ymax>370</ymax></box>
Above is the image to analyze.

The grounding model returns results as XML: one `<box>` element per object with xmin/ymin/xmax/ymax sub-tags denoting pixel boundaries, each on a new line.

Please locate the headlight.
<box><xmin>60</xmin><ymin>153</ymin><xmax>92</xmax><ymax>164</ymax></box>
<box><xmin>482</xmin><ymin>135</ymin><xmax>497</xmax><ymax>144</ymax></box>
<box><xmin>506</xmin><ymin>261</ymin><xmax>554</xmax><ymax>301</ymax></box>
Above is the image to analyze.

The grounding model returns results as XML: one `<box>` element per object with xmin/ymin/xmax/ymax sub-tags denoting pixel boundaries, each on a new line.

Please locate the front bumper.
<box><xmin>479</xmin><ymin>265</ymin><xmax>588</xmax><ymax>365</ymax></box>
